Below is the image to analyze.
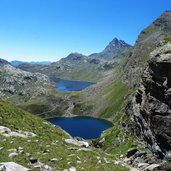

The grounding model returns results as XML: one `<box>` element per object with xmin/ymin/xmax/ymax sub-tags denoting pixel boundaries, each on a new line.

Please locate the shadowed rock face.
<box><xmin>130</xmin><ymin>43</ymin><xmax>171</xmax><ymax>157</ymax></box>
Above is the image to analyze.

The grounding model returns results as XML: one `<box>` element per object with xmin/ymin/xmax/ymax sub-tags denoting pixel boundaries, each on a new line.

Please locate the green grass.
<box><xmin>164</xmin><ymin>36</ymin><xmax>171</xmax><ymax>44</ymax></box>
<box><xmin>100</xmin><ymin>114</ymin><xmax>136</xmax><ymax>156</ymax></box>
<box><xmin>99</xmin><ymin>79</ymin><xmax>130</xmax><ymax>118</ymax></box>
<box><xmin>0</xmin><ymin>100</ymin><xmax>130</xmax><ymax>171</ymax></box>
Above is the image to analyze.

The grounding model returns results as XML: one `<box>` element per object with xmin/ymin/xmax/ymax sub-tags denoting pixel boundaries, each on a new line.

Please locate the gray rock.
<box><xmin>29</xmin><ymin>158</ymin><xmax>38</xmax><ymax>164</ymax></box>
<box><xmin>127</xmin><ymin>148</ymin><xmax>138</xmax><ymax>158</ymax></box>
<box><xmin>68</xmin><ymin>167</ymin><xmax>76</xmax><ymax>171</ymax></box>
<box><xmin>50</xmin><ymin>158</ymin><xmax>58</xmax><ymax>162</ymax></box>
<box><xmin>0</xmin><ymin>162</ymin><xmax>30</xmax><ymax>171</ymax></box>
<box><xmin>8</xmin><ymin>152</ymin><xmax>18</xmax><ymax>158</ymax></box>
<box><xmin>64</xmin><ymin>139</ymin><xmax>89</xmax><ymax>147</ymax></box>
<box><xmin>144</xmin><ymin>164</ymin><xmax>160</xmax><ymax>171</ymax></box>
<box><xmin>0</xmin><ymin>165</ymin><xmax>6</xmax><ymax>171</ymax></box>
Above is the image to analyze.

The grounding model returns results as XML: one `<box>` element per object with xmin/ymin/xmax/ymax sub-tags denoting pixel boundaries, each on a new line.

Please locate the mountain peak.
<box><xmin>61</xmin><ymin>53</ymin><xmax>86</xmax><ymax>61</ymax></box>
<box><xmin>104</xmin><ymin>38</ymin><xmax>132</xmax><ymax>52</ymax></box>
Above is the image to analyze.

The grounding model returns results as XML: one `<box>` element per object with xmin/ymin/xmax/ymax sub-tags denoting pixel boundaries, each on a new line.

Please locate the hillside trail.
<box><xmin>64</xmin><ymin>95</ymin><xmax>75</xmax><ymax>116</ymax></box>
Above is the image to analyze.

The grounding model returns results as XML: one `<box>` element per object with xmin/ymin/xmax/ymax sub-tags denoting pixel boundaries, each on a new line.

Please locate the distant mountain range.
<box><xmin>17</xmin><ymin>38</ymin><xmax>133</xmax><ymax>82</ymax></box>
<box><xmin>10</xmin><ymin>60</ymin><xmax>52</xmax><ymax>67</ymax></box>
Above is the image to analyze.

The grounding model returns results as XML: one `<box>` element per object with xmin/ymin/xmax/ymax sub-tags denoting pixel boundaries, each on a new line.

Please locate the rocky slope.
<box><xmin>0</xmin><ymin>63</ymin><xmax>68</xmax><ymax>118</ymax></box>
<box><xmin>124</xmin><ymin>11</ymin><xmax>171</xmax><ymax>88</ymax></box>
<box><xmin>128</xmin><ymin>42</ymin><xmax>171</xmax><ymax>158</ymax></box>
<box><xmin>18</xmin><ymin>38</ymin><xmax>132</xmax><ymax>82</ymax></box>
<box><xmin>0</xmin><ymin>64</ymin><xmax>54</xmax><ymax>103</ymax></box>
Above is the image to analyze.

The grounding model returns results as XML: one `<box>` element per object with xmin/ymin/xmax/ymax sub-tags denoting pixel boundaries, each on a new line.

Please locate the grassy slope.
<box><xmin>0</xmin><ymin>100</ymin><xmax>129</xmax><ymax>171</ymax></box>
<box><xmin>69</xmin><ymin>57</ymin><xmax>137</xmax><ymax>156</ymax></box>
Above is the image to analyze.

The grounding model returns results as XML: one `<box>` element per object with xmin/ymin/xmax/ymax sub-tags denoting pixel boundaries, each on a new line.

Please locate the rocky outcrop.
<box><xmin>129</xmin><ymin>43</ymin><xmax>171</xmax><ymax>157</ymax></box>
<box><xmin>0</xmin><ymin>126</ymin><xmax>36</xmax><ymax>138</ymax></box>
<box><xmin>0</xmin><ymin>64</ymin><xmax>54</xmax><ymax>103</ymax></box>
<box><xmin>124</xmin><ymin>11</ymin><xmax>171</xmax><ymax>88</ymax></box>
<box><xmin>0</xmin><ymin>162</ymin><xmax>30</xmax><ymax>171</ymax></box>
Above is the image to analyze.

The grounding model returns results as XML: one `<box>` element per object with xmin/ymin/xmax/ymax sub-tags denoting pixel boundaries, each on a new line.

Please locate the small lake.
<box><xmin>52</xmin><ymin>78</ymin><xmax>93</xmax><ymax>92</ymax></box>
<box><xmin>48</xmin><ymin>116</ymin><xmax>113</xmax><ymax>139</ymax></box>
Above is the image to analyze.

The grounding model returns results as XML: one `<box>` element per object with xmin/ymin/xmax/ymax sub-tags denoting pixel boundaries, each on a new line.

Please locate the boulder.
<box><xmin>8</xmin><ymin>152</ymin><xmax>18</xmax><ymax>158</ymax></box>
<box><xmin>0</xmin><ymin>162</ymin><xmax>30</xmax><ymax>171</ymax></box>
<box><xmin>69</xmin><ymin>167</ymin><xmax>76</xmax><ymax>171</ymax></box>
<box><xmin>144</xmin><ymin>164</ymin><xmax>160</xmax><ymax>171</ymax></box>
<box><xmin>29</xmin><ymin>158</ymin><xmax>38</xmax><ymax>164</ymax></box>
<box><xmin>64</xmin><ymin>139</ymin><xmax>89</xmax><ymax>148</ymax></box>
<box><xmin>127</xmin><ymin>148</ymin><xmax>138</xmax><ymax>158</ymax></box>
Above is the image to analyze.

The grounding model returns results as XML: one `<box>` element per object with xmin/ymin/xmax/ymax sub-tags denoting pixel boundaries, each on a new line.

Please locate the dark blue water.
<box><xmin>52</xmin><ymin>78</ymin><xmax>93</xmax><ymax>92</ymax></box>
<box><xmin>48</xmin><ymin>116</ymin><xmax>113</xmax><ymax>139</ymax></box>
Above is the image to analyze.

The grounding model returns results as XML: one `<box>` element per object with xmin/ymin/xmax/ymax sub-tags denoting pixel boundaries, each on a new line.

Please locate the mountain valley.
<box><xmin>0</xmin><ymin>10</ymin><xmax>171</xmax><ymax>171</ymax></box>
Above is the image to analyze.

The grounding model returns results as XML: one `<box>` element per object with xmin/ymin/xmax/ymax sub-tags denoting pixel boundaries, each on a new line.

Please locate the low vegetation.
<box><xmin>0</xmin><ymin>100</ymin><xmax>130</xmax><ymax>171</ymax></box>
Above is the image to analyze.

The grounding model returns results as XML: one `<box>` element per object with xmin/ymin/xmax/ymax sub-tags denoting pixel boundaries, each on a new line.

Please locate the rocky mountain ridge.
<box><xmin>89</xmin><ymin>38</ymin><xmax>132</xmax><ymax>60</ymax></box>
<box><xmin>124</xmin><ymin>11</ymin><xmax>171</xmax><ymax>88</ymax></box>
<box><xmin>10</xmin><ymin>60</ymin><xmax>51</xmax><ymax>67</ymax></box>
<box><xmin>17</xmin><ymin>38</ymin><xmax>132</xmax><ymax>82</ymax></box>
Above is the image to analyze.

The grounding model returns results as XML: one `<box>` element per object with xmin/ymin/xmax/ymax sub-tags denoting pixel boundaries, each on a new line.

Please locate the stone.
<box><xmin>43</xmin><ymin>165</ymin><xmax>51</xmax><ymax>170</ymax></box>
<box><xmin>50</xmin><ymin>158</ymin><xmax>58</xmax><ymax>162</ymax></box>
<box><xmin>69</xmin><ymin>167</ymin><xmax>76</xmax><ymax>171</ymax></box>
<box><xmin>29</xmin><ymin>158</ymin><xmax>38</xmax><ymax>164</ymax></box>
<box><xmin>144</xmin><ymin>164</ymin><xmax>160</xmax><ymax>171</ymax></box>
<box><xmin>99</xmin><ymin>138</ymin><xmax>105</xmax><ymax>143</ymax></box>
<box><xmin>0</xmin><ymin>162</ymin><xmax>30</xmax><ymax>171</ymax></box>
<box><xmin>0</xmin><ymin>126</ymin><xmax>11</xmax><ymax>134</ymax></box>
<box><xmin>8</xmin><ymin>152</ymin><xmax>18</xmax><ymax>158</ymax></box>
<box><xmin>25</xmin><ymin>153</ymin><xmax>31</xmax><ymax>157</ymax></box>
<box><xmin>64</xmin><ymin>139</ymin><xmax>89</xmax><ymax>147</ymax></box>
<box><xmin>0</xmin><ymin>165</ymin><xmax>6</xmax><ymax>171</ymax></box>
<box><xmin>137</xmin><ymin>163</ymin><xmax>149</xmax><ymax>169</ymax></box>
<box><xmin>165</xmin><ymin>153</ymin><xmax>171</xmax><ymax>161</ymax></box>
<box><xmin>77</xmin><ymin>148</ymin><xmax>92</xmax><ymax>152</ymax></box>
<box><xmin>134</xmin><ymin>151</ymin><xmax>146</xmax><ymax>158</ymax></box>
<box><xmin>127</xmin><ymin>148</ymin><xmax>138</xmax><ymax>158</ymax></box>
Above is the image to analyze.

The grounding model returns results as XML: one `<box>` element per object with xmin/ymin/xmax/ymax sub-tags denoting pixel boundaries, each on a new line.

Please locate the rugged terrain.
<box><xmin>0</xmin><ymin>61</ymin><xmax>67</xmax><ymax>118</ymax></box>
<box><xmin>18</xmin><ymin>38</ymin><xmax>132</xmax><ymax>82</ymax></box>
<box><xmin>129</xmin><ymin>41</ymin><xmax>171</xmax><ymax>156</ymax></box>
<box><xmin>0</xmin><ymin>100</ymin><xmax>130</xmax><ymax>171</ymax></box>
<box><xmin>124</xmin><ymin>10</ymin><xmax>171</xmax><ymax>87</ymax></box>
<box><xmin>1</xmin><ymin>10</ymin><xmax>171</xmax><ymax>171</ymax></box>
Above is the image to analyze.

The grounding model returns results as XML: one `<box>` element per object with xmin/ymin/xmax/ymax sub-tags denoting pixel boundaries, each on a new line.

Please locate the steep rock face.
<box><xmin>130</xmin><ymin>43</ymin><xmax>171</xmax><ymax>157</ymax></box>
<box><xmin>124</xmin><ymin>11</ymin><xmax>171</xmax><ymax>88</ymax></box>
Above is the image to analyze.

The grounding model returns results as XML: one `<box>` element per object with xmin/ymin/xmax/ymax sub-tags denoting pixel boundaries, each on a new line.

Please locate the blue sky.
<box><xmin>0</xmin><ymin>0</ymin><xmax>171</xmax><ymax>62</ymax></box>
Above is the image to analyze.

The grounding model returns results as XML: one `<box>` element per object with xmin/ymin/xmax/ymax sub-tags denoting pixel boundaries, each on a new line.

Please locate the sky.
<box><xmin>0</xmin><ymin>0</ymin><xmax>171</xmax><ymax>62</ymax></box>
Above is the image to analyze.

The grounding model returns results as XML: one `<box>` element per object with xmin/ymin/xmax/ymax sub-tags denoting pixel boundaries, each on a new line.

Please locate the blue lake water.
<box><xmin>48</xmin><ymin>116</ymin><xmax>113</xmax><ymax>139</ymax></box>
<box><xmin>52</xmin><ymin>78</ymin><xmax>93</xmax><ymax>92</ymax></box>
